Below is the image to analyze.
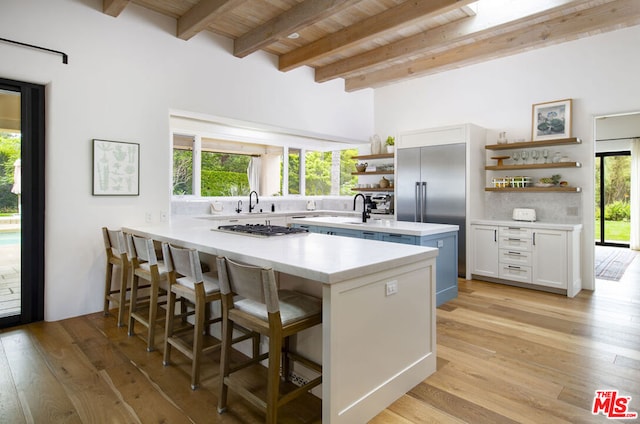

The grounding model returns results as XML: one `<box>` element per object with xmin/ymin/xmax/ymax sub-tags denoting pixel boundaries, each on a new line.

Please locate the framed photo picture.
<box><xmin>532</xmin><ymin>99</ymin><xmax>572</xmax><ymax>141</ymax></box>
<box><xmin>92</xmin><ymin>139</ymin><xmax>139</xmax><ymax>195</ymax></box>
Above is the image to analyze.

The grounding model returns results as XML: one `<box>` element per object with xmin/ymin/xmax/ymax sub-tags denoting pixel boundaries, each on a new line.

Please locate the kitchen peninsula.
<box><xmin>124</xmin><ymin>217</ymin><xmax>438</xmax><ymax>423</ymax></box>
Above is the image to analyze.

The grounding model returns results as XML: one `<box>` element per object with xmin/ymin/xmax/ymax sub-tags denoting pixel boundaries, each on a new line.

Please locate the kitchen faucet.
<box><xmin>249</xmin><ymin>190</ymin><xmax>259</xmax><ymax>213</ymax></box>
<box><xmin>235</xmin><ymin>200</ymin><xmax>243</xmax><ymax>213</ymax></box>
<box><xmin>353</xmin><ymin>193</ymin><xmax>370</xmax><ymax>223</ymax></box>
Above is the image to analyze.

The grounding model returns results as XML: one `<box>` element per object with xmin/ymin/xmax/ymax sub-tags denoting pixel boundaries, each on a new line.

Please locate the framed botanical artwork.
<box><xmin>532</xmin><ymin>99</ymin><xmax>572</xmax><ymax>141</ymax></box>
<box><xmin>92</xmin><ymin>139</ymin><xmax>139</xmax><ymax>195</ymax></box>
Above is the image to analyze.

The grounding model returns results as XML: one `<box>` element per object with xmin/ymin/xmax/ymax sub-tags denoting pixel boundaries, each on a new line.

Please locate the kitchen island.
<box><xmin>292</xmin><ymin>216</ymin><xmax>459</xmax><ymax>306</ymax></box>
<box><xmin>124</xmin><ymin>217</ymin><xmax>438</xmax><ymax>423</ymax></box>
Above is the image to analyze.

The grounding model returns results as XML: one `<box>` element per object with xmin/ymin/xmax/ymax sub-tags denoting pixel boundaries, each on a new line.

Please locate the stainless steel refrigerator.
<box><xmin>396</xmin><ymin>143</ymin><xmax>466</xmax><ymax>276</ymax></box>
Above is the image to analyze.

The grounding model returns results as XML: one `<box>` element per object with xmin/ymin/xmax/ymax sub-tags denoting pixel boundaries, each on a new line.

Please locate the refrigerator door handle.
<box><xmin>421</xmin><ymin>181</ymin><xmax>427</xmax><ymax>223</ymax></box>
<box><xmin>414</xmin><ymin>182</ymin><xmax>420</xmax><ymax>221</ymax></box>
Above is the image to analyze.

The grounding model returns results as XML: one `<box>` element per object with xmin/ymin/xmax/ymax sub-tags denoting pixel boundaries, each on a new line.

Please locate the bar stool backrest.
<box><xmin>162</xmin><ymin>243</ymin><xmax>203</xmax><ymax>282</ymax></box>
<box><xmin>104</xmin><ymin>228</ymin><xmax>127</xmax><ymax>258</ymax></box>
<box><xmin>127</xmin><ymin>234</ymin><xmax>158</xmax><ymax>265</ymax></box>
<box><xmin>216</xmin><ymin>257</ymin><xmax>279</xmax><ymax>314</ymax></box>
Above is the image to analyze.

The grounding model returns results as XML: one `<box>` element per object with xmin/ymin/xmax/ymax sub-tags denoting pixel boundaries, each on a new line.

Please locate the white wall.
<box><xmin>1</xmin><ymin>0</ymin><xmax>373</xmax><ymax>320</ymax></box>
<box><xmin>374</xmin><ymin>25</ymin><xmax>640</xmax><ymax>291</ymax></box>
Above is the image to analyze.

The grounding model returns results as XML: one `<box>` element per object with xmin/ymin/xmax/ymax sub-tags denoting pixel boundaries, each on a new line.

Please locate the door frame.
<box><xmin>0</xmin><ymin>77</ymin><xmax>45</xmax><ymax>328</ymax></box>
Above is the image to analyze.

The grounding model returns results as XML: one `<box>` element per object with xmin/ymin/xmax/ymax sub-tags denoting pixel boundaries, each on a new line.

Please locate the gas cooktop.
<box><xmin>216</xmin><ymin>224</ymin><xmax>309</xmax><ymax>237</ymax></box>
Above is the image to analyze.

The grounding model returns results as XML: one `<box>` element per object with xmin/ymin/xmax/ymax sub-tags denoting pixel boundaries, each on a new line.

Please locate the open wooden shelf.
<box><xmin>485</xmin><ymin>186</ymin><xmax>582</xmax><ymax>193</ymax></box>
<box><xmin>352</xmin><ymin>153</ymin><xmax>394</xmax><ymax>160</ymax></box>
<box><xmin>351</xmin><ymin>170</ymin><xmax>394</xmax><ymax>175</ymax></box>
<box><xmin>485</xmin><ymin>137</ymin><xmax>581</xmax><ymax>151</ymax></box>
<box><xmin>485</xmin><ymin>162</ymin><xmax>581</xmax><ymax>171</ymax></box>
<box><xmin>352</xmin><ymin>187</ymin><xmax>394</xmax><ymax>192</ymax></box>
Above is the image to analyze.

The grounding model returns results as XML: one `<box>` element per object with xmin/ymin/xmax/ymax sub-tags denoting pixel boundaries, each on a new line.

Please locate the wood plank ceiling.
<box><xmin>103</xmin><ymin>0</ymin><xmax>640</xmax><ymax>91</ymax></box>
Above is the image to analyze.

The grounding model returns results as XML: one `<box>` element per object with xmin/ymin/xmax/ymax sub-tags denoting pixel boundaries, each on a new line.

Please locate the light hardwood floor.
<box><xmin>1</xmin><ymin>256</ymin><xmax>638</xmax><ymax>423</ymax></box>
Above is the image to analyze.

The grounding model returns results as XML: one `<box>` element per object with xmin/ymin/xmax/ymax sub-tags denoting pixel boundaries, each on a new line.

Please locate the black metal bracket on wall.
<box><xmin>0</xmin><ymin>37</ymin><xmax>68</xmax><ymax>64</ymax></box>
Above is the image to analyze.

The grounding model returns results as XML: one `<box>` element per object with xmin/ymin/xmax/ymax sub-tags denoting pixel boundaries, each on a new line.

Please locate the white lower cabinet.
<box><xmin>471</xmin><ymin>225</ymin><xmax>499</xmax><ymax>278</ymax></box>
<box><xmin>531</xmin><ymin>229</ymin><xmax>567</xmax><ymax>289</ymax></box>
<box><xmin>471</xmin><ymin>222</ymin><xmax>581</xmax><ymax>297</ymax></box>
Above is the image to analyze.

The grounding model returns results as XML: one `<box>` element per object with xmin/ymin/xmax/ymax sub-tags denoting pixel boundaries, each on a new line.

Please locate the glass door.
<box><xmin>595</xmin><ymin>151</ymin><xmax>631</xmax><ymax>246</ymax></box>
<box><xmin>0</xmin><ymin>89</ymin><xmax>21</xmax><ymax>320</ymax></box>
<box><xmin>0</xmin><ymin>78</ymin><xmax>45</xmax><ymax>328</ymax></box>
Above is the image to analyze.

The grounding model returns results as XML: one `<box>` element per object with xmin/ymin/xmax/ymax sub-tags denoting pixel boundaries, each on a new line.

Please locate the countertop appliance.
<box><xmin>396</xmin><ymin>143</ymin><xmax>466</xmax><ymax>276</ymax></box>
<box><xmin>217</xmin><ymin>224</ymin><xmax>308</xmax><ymax>237</ymax></box>
<box><xmin>370</xmin><ymin>194</ymin><xmax>393</xmax><ymax>214</ymax></box>
<box><xmin>512</xmin><ymin>208</ymin><xmax>537</xmax><ymax>222</ymax></box>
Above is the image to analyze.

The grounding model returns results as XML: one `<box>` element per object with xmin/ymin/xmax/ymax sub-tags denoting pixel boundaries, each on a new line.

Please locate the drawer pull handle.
<box><xmin>507</xmin><ymin>238</ymin><xmax>524</xmax><ymax>241</ymax></box>
<box><xmin>507</xmin><ymin>265</ymin><xmax>521</xmax><ymax>270</ymax></box>
<box><xmin>507</xmin><ymin>251</ymin><xmax>521</xmax><ymax>256</ymax></box>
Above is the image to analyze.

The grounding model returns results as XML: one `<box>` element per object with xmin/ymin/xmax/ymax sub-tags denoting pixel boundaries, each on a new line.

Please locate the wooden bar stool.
<box><xmin>162</xmin><ymin>243</ymin><xmax>259</xmax><ymax>390</ymax></box>
<box><xmin>126</xmin><ymin>234</ymin><xmax>168</xmax><ymax>352</ymax></box>
<box><xmin>216</xmin><ymin>256</ymin><xmax>323</xmax><ymax>424</ymax></box>
<box><xmin>102</xmin><ymin>227</ymin><xmax>131</xmax><ymax>327</ymax></box>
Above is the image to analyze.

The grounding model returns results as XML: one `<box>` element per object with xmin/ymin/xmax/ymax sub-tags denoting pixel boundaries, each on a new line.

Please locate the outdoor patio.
<box><xmin>0</xmin><ymin>216</ymin><xmax>20</xmax><ymax>318</ymax></box>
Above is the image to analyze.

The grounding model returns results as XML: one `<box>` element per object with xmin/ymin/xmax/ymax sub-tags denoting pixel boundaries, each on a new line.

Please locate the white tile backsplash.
<box><xmin>172</xmin><ymin>196</ymin><xmax>354</xmax><ymax>216</ymax></box>
<box><xmin>484</xmin><ymin>192</ymin><xmax>582</xmax><ymax>224</ymax></box>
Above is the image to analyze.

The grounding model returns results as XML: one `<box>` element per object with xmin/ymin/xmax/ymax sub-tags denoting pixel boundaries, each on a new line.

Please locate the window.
<box><xmin>172</xmin><ymin>133</ymin><xmax>358</xmax><ymax>197</ymax></box>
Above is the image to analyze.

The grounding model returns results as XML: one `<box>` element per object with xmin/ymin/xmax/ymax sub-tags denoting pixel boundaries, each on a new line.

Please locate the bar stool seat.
<box><xmin>127</xmin><ymin>234</ymin><xmax>169</xmax><ymax>352</ymax></box>
<box><xmin>216</xmin><ymin>256</ymin><xmax>323</xmax><ymax>424</ymax></box>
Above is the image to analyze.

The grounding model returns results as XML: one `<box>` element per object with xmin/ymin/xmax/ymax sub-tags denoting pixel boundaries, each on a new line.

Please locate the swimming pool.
<box><xmin>0</xmin><ymin>232</ymin><xmax>20</xmax><ymax>246</ymax></box>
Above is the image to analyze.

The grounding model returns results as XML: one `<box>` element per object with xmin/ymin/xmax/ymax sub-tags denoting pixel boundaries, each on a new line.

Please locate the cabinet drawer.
<box><xmin>499</xmin><ymin>227</ymin><xmax>532</xmax><ymax>238</ymax></box>
<box><xmin>499</xmin><ymin>236</ymin><xmax>532</xmax><ymax>251</ymax></box>
<box><xmin>381</xmin><ymin>233</ymin><xmax>417</xmax><ymax>245</ymax></box>
<box><xmin>499</xmin><ymin>249</ymin><xmax>532</xmax><ymax>266</ymax></box>
<box><xmin>499</xmin><ymin>264</ymin><xmax>532</xmax><ymax>283</ymax></box>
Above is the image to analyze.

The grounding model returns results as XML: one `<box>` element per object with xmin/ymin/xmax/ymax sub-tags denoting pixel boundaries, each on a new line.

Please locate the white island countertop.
<box><xmin>292</xmin><ymin>216</ymin><xmax>459</xmax><ymax>236</ymax></box>
<box><xmin>124</xmin><ymin>217</ymin><xmax>438</xmax><ymax>285</ymax></box>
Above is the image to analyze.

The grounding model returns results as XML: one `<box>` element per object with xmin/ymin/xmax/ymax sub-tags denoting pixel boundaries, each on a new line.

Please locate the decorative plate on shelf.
<box><xmin>534</xmin><ymin>183</ymin><xmax>554</xmax><ymax>187</ymax></box>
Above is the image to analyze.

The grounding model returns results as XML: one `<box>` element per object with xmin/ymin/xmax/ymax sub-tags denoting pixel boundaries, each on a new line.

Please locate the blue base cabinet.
<box><xmin>293</xmin><ymin>224</ymin><xmax>458</xmax><ymax>306</ymax></box>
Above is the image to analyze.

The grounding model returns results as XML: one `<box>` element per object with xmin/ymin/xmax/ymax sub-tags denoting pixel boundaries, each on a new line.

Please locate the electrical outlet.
<box><xmin>437</xmin><ymin>239</ymin><xmax>444</xmax><ymax>248</ymax></box>
<box><xmin>567</xmin><ymin>206</ymin><xmax>578</xmax><ymax>216</ymax></box>
<box><xmin>145</xmin><ymin>211</ymin><xmax>153</xmax><ymax>223</ymax></box>
<box><xmin>385</xmin><ymin>280</ymin><xmax>398</xmax><ymax>296</ymax></box>
<box><xmin>159</xmin><ymin>210</ymin><xmax>168</xmax><ymax>222</ymax></box>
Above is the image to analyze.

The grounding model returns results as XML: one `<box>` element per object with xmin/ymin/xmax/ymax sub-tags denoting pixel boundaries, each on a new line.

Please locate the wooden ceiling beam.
<box><xmin>344</xmin><ymin>0</ymin><xmax>640</xmax><ymax>91</ymax></box>
<box><xmin>103</xmin><ymin>0</ymin><xmax>130</xmax><ymax>17</ymax></box>
<box><xmin>315</xmin><ymin>0</ymin><xmax>597</xmax><ymax>83</ymax></box>
<box><xmin>233</xmin><ymin>0</ymin><xmax>361</xmax><ymax>58</ymax></box>
<box><xmin>178</xmin><ymin>0</ymin><xmax>247</xmax><ymax>41</ymax></box>
<box><xmin>278</xmin><ymin>0</ymin><xmax>476</xmax><ymax>72</ymax></box>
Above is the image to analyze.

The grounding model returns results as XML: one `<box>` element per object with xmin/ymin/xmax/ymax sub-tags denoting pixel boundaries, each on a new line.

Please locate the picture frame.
<box><xmin>92</xmin><ymin>139</ymin><xmax>139</xmax><ymax>196</ymax></box>
<box><xmin>532</xmin><ymin>99</ymin><xmax>572</xmax><ymax>141</ymax></box>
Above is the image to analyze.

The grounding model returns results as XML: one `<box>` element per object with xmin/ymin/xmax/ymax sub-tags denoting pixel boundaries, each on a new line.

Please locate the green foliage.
<box><xmin>604</xmin><ymin>201</ymin><xmax>630</xmax><ymax>221</ymax></box>
<box><xmin>172</xmin><ymin>149</ymin><xmax>193</xmax><ymax>195</ymax></box>
<box><xmin>201</xmin><ymin>170</ymin><xmax>249</xmax><ymax>196</ymax></box>
<box><xmin>0</xmin><ymin>132</ymin><xmax>21</xmax><ymax>213</ymax></box>
<box><xmin>288</xmin><ymin>152</ymin><xmax>300</xmax><ymax>194</ymax></box>
<box><xmin>305</xmin><ymin>151</ymin><xmax>331</xmax><ymax>195</ymax></box>
<box><xmin>595</xmin><ymin>219</ymin><xmax>630</xmax><ymax>242</ymax></box>
<box><xmin>340</xmin><ymin>149</ymin><xmax>358</xmax><ymax>195</ymax></box>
